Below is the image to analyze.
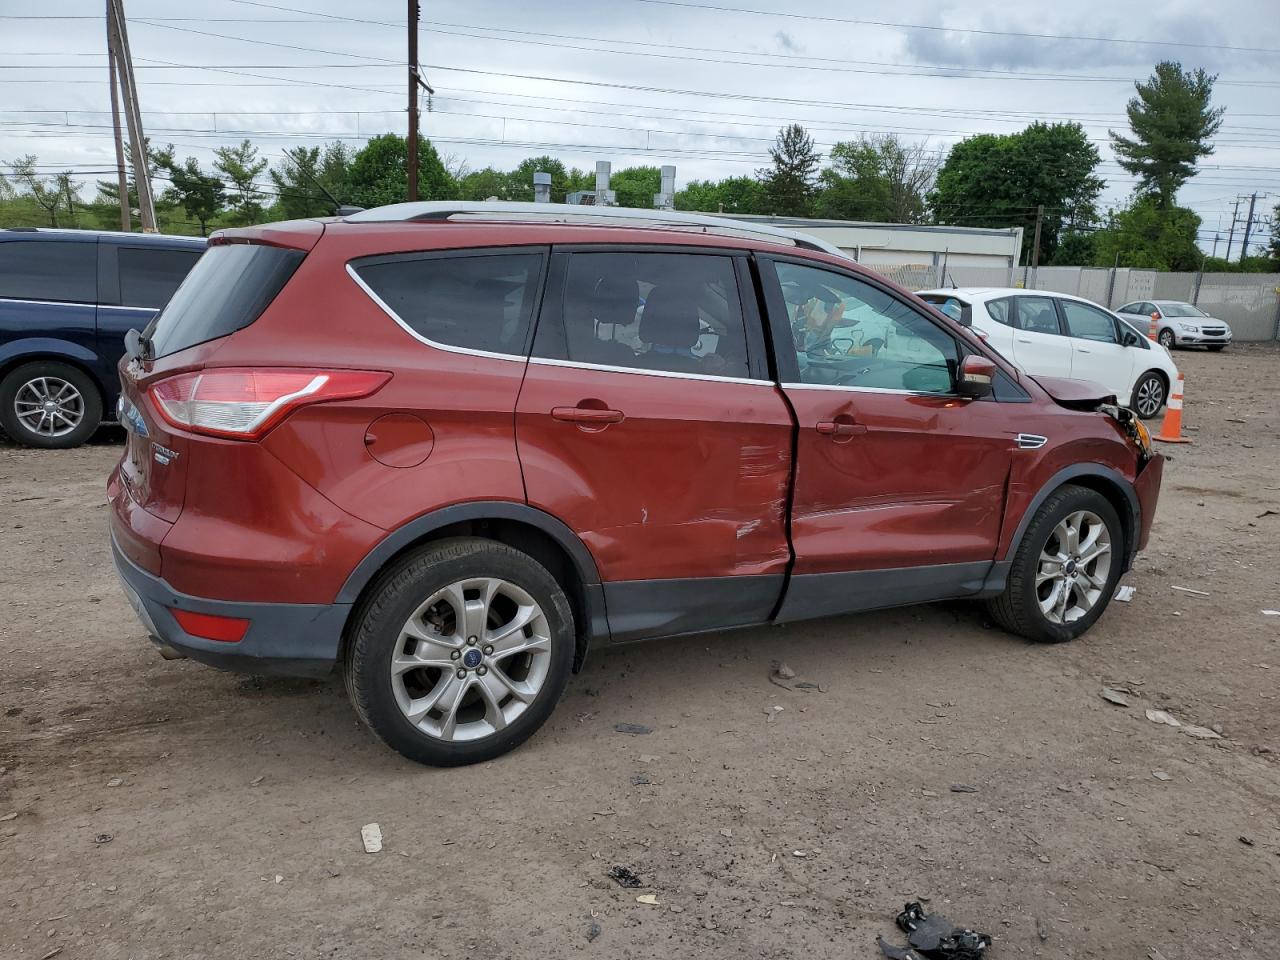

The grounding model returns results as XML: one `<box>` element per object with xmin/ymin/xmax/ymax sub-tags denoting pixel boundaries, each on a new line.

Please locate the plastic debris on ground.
<box><xmin>877</xmin><ymin>901</ymin><xmax>992</xmax><ymax>960</ymax></box>
<box><xmin>1145</xmin><ymin>709</ymin><xmax>1181</xmax><ymax>727</ymax></box>
<box><xmin>1101</xmin><ymin>687</ymin><xmax>1131</xmax><ymax>707</ymax></box>
<box><xmin>1170</xmin><ymin>585</ymin><xmax>1210</xmax><ymax>597</ymax></box>
<box><xmin>1114</xmin><ymin>585</ymin><xmax>1136</xmax><ymax>602</ymax></box>
<box><xmin>360</xmin><ymin>823</ymin><xmax>382</xmax><ymax>854</ymax></box>
<box><xmin>613</xmin><ymin>722</ymin><xmax>653</xmax><ymax>735</ymax></box>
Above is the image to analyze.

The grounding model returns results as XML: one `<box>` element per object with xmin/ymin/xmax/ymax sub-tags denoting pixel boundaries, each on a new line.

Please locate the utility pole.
<box><xmin>407</xmin><ymin>0</ymin><xmax>419</xmax><ymax>202</ymax></box>
<box><xmin>1211</xmin><ymin>233</ymin><xmax>1219</xmax><ymax>259</ymax></box>
<box><xmin>106</xmin><ymin>0</ymin><xmax>156</xmax><ymax>231</ymax></box>
<box><xmin>1224</xmin><ymin>196</ymin><xmax>1241</xmax><ymax>262</ymax></box>
<box><xmin>1029</xmin><ymin>204</ymin><xmax>1044</xmax><ymax>285</ymax></box>
<box><xmin>105</xmin><ymin>4</ymin><xmax>130</xmax><ymax>231</ymax></box>
<box><xmin>1239</xmin><ymin>192</ymin><xmax>1259</xmax><ymax>262</ymax></box>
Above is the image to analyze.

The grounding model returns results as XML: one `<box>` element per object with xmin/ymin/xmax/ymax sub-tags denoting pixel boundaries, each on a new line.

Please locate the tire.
<box><xmin>1206</xmin><ymin>344</ymin><xmax>1226</xmax><ymax>352</ymax></box>
<box><xmin>1157</xmin><ymin>328</ymin><xmax>1175</xmax><ymax>350</ymax></box>
<box><xmin>1130</xmin><ymin>370</ymin><xmax>1166</xmax><ymax>420</ymax></box>
<box><xmin>0</xmin><ymin>360</ymin><xmax>103</xmax><ymax>449</ymax></box>
<box><xmin>987</xmin><ymin>485</ymin><xmax>1125</xmax><ymax>644</ymax></box>
<box><xmin>344</xmin><ymin>537</ymin><xmax>575</xmax><ymax>766</ymax></box>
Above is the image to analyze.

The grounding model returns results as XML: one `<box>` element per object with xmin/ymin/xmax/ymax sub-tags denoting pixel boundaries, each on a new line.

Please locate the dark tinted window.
<box><xmin>561</xmin><ymin>252</ymin><xmax>750</xmax><ymax>378</ymax></box>
<box><xmin>355</xmin><ymin>252</ymin><xmax>543</xmax><ymax>356</ymax></box>
<box><xmin>118</xmin><ymin>246</ymin><xmax>202</xmax><ymax>309</ymax></box>
<box><xmin>985</xmin><ymin>297</ymin><xmax>1014</xmax><ymax>326</ymax></box>
<box><xmin>0</xmin><ymin>239</ymin><xmax>96</xmax><ymax>303</ymax></box>
<box><xmin>146</xmin><ymin>243</ymin><xmax>304</xmax><ymax>358</ymax></box>
<box><xmin>1061</xmin><ymin>300</ymin><xmax>1118</xmax><ymax>343</ymax></box>
<box><xmin>1013</xmin><ymin>296</ymin><xmax>1062</xmax><ymax>335</ymax></box>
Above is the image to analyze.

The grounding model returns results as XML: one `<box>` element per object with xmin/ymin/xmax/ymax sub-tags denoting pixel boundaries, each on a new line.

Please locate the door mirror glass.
<box><xmin>957</xmin><ymin>354</ymin><xmax>995</xmax><ymax>398</ymax></box>
<box><xmin>1122</xmin><ymin>329</ymin><xmax>1141</xmax><ymax>347</ymax></box>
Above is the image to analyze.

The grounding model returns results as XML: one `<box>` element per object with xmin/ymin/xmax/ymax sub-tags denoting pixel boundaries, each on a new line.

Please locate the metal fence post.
<box><xmin>1192</xmin><ymin>271</ymin><xmax>1203</xmax><ymax>306</ymax></box>
<box><xmin>1105</xmin><ymin>268</ymin><xmax>1116</xmax><ymax>308</ymax></box>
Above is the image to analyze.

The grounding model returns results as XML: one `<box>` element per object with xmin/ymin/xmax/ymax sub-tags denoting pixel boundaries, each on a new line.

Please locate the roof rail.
<box><xmin>343</xmin><ymin>201</ymin><xmax>852</xmax><ymax>260</ymax></box>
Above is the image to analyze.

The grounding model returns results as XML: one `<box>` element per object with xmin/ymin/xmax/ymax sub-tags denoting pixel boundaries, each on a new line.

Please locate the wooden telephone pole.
<box><xmin>405</xmin><ymin>1</ymin><xmax>433</xmax><ymax>202</ymax></box>
<box><xmin>105</xmin><ymin>0</ymin><xmax>157</xmax><ymax>232</ymax></box>
<box><xmin>105</xmin><ymin>6</ymin><xmax>130</xmax><ymax>231</ymax></box>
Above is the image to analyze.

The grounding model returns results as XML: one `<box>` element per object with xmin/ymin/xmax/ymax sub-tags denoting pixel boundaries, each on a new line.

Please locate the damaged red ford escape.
<box><xmin>108</xmin><ymin>203</ymin><xmax>1163</xmax><ymax>766</ymax></box>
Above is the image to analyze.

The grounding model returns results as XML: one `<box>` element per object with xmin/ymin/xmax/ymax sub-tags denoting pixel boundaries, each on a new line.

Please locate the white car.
<box><xmin>1115</xmin><ymin>300</ymin><xmax>1232</xmax><ymax>351</ymax></box>
<box><xmin>918</xmin><ymin>288</ymin><xmax>1180</xmax><ymax>420</ymax></box>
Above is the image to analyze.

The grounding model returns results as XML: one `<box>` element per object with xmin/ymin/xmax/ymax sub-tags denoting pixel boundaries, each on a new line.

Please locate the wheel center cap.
<box><xmin>1065</xmin><ymin>559</ymin><xmax>1078</xmax><ymax>576</ymax></box>
<box><xmin>463</xmin><ymin>648</ymin><xmax>483</xmax><ymax>669</ymax></box>
<box><xmin>44</xmin><ymin>401</ymin><xmax>57</xmax><ymax>412</ymax></box>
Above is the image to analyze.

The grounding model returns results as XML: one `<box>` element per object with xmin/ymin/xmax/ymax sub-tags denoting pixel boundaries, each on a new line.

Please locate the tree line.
<box><xmin>2</xmin><ymin>60</ymin><xmax>1275</xmax><ymax>272</ymax></box>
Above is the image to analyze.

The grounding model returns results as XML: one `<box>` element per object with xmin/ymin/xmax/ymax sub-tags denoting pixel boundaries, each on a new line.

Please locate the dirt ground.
<box><xmin>2</xmin><ymin>345</ymin><xmax>1278</xmax><ymax>960</ymax></box>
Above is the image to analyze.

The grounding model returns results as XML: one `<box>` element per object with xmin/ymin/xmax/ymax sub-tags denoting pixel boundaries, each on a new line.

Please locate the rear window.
<box><xmin>118</xmin><ymin>246</ymin><xmax>203</xmax><ymax>309</ymax></box>
<box><xmin>352</xmin><ymin>251</ymin><xmax>544</xmax><ymax>356</ymax></box>
<box><xmin>0</xmin><ymin>239</ymin><xmax>97</xmax><ymax>303</ymax></box>
<box><xmin>145</xmin><ymin>243</ymin><xmax>304</xmax><ymax>358</ymax></box>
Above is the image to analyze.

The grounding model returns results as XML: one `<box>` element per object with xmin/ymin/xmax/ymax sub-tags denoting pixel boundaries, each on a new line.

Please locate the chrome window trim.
<box><xmin>0</xmin><ymin>295</ymin><xmax>98</xmax><ymax>309</ymax></box>
<box><xmin>101</xmin><ymin>304</ymin><xmax>159</xmax><ymax>313</ymax></box>
<box><xmin>530</xmin><ymin>356</ymin><xmax>770</xmax><ymax>386</ymax></box>
<box><xmin>345</xmin><ymin>261</ymin><xmax>527</xmax><ymax>364</ymax></box>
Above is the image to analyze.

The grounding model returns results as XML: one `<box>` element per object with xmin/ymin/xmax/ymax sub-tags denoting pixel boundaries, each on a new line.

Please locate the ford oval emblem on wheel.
<box><xmin>463</xmin><ymin>648</ymin><xmax>483</xmax><ymax>669</ymax></box>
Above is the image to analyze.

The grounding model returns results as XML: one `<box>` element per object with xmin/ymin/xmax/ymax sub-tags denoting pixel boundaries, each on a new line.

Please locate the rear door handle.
<box><xmin>552</xmin><ymin>405</ymin><xmax>624</xmax><ymax>424</ymax></box>
<box><xmin>816</xmin><ymin>419</ymin><xmax>867</xmax><ymax>438</ymax></box>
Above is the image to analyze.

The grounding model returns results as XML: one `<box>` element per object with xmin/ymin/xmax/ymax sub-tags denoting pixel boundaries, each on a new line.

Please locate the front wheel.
<box><xmin>1157</xmin><ymin>329</ymin><xmax>1175</xmax><ymax>350</ymax></box>
<box><xmin>0</xmin><ymin>360</ymin><xmax>103</xmax><ymax>449</ymax></box>
<box><xmin>1130</xmin><ymin>371</ymin><xmax>1166</xmax><ymax>420</ymax></box>
<box><xmin>344</xmin><ymin>538</ymin><xmax>574</xmax><ymax>766</ymax></box>
<box><xmin>987</xmin><ymin>485</ymin><xmax>1125</xmax><ymax>644</ymax></box>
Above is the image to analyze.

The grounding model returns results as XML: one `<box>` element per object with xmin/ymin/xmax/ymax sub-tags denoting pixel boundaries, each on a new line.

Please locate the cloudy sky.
<box><xmin>4</xmin><ymin>0</ymin><xmax>1278</xmax><ymax>252</ymax></box>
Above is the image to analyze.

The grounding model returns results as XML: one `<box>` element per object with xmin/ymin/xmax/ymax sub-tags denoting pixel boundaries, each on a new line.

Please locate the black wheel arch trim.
<box><xmin>1003</xmin><ymin>464</ymin><xmax>1141</xmax><ymax>572</ymax></box>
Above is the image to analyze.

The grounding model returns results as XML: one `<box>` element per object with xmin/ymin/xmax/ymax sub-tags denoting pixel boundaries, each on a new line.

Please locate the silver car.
<box><xmin>1115</xmin><ymin>300</ymin><xmax>1232</xmax><ymax>351</ymax></box>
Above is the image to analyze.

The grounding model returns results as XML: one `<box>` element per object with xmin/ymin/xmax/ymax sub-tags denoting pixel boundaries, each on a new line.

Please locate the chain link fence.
<box><xmin>863</xmin><ymin>262</ymin><xmax>1280</xmax><ymax>341</ymax></box>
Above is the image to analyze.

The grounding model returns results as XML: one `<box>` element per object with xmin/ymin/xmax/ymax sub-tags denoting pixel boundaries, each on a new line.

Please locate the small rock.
<box><xmin>106</xmin><ymin>777</ymin><xmax>123</xmax><ymax>788</ymax></box>
<box><xmin>585</xmin><ymin>920</ymin><xmax>601</xmax><ymax>942</ymax></box>
<box><xmin>635</xmin><ymin>894</ymin><xmax>659</xmax><ymax>905</ymax></box>
<box><xmin>1101</xmin><ymin>688</ymin><xmax>1131</xmax><ymax>707</ymax></box>
<box><xmin>360</xmin><ymin>823</ymin><xmax>383</xmax><ymax>854</ymax></box>
<box><xmin>669</xmin><ymin>905</ymin><xmax>685</xmax><ymax>914</ymax></box>
<box><xmin>629</xmin><ymin>774</ymin><xmax>651</xmax><ymax>786</ymax></box>
<box><xmin>1037</xmin><ymin>855</ymin><xmax>1051</xmax><ymax>863</ymax></box>
<box><xmin>720</xmin><ymin>828</ymin><xmax>732</xmax><ymax>838</ymax></box>
<box><xmin>1239</xmin><ymin>836</ymin><xmax>1255</xmax><ymax>847</ymax></box>
<box><xmin>1181</xmin><ymin>724</ymin><xmax>1222</xmax><ymax>740</ymax></box>
<box><xmin>0</xmin><ymin>812</ymin><xmax>17</xmax><ymax>822</ymax></box>
<box><xmin>1152</xmin><ymin>771</ymin><xmax>1172</xmax><ymax>781</ymax></box>
<box><xmin>950</xmin><ymin>784</ymin><xmax>979</xmax><ymax>793</ymax></box>
<box><xmin>1145</xmin><ymin>709</ymin><xmax>1181</xmax><ymax>728</ymax></box>
<box><xmin>636</xmin><ymin>754</ymin><xmax>658</xmax><ymax>763</ymax></box>
<box><xmin>94</xmin><ymin>833</ymin><xmax>113</xmax><ymax>844</ymax></box>
<box><xmin>614</xmin><ymin>723</ymin><xmax>653</xmax><ymax>736</ymax></box>
<box><xmin>921</xmin><ymin>789</ymin><xmax>938</xmax><ymax>797</ymax></box>
<box><xmin>771</xmin><ymin>661</ymin><xmax>796</xmax><ymax>680</ymax></box>
<box><xmin>791</xmin><ymin>849</ymin><xmax>808</xmax><ymax>858</ymax></box>
<box><xmin>1036</xmin><ymin>918</ymin><xmax>1049</xmax><ymax>942</ymax></box>
<box><xmin>250</xmin><ymin>776</ymin><xmax>264</xmax><ymax>786</ymax></box>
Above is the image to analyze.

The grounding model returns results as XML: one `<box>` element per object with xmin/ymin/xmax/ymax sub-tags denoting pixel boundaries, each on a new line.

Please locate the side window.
<box><xmin>985</xmin><ymin>297</ymin><xmax>1014</xmax><ymax>326</ymax></box>
<box><xmin>118</xmin><ymin>247</ymin><xmax>203</xmax><ymax>309</ymax></box>
<box><xmin>353</xmin><ymin>251</ymin><xmax>543</xmax><ymax>355</ymax></box>
<box><xmin>918</xmin><ymin>293</ymin><xmax>966</xmax><ymax>322</ymax></box>
<box><xmin>1142</xmin><ymin>302</ymin><xmax>1159</xmax><ymax>316</ymax></box>
<box><xmin>774</xmin><ymin>261</ymin><xmax>958</xmax><ymax>395</ymax></box>
<box><xmin>0</xmin><ymin>240</ymin><xmax>96</xmax><ymax>303</ymax></box>
<box><xmin>1013</xmin><ymin>296</ymin><xmax>1062</xmax><ymax>336</ymax></box>
<box><xmin>560</xmin><ymin>252</ymin><xmax>750</xmax><ymax>378</ymax></box>
<box><xmin>1061</xmin><ymin>300</ymin><xmax>1118</xmax><ymax>343</ymax></box>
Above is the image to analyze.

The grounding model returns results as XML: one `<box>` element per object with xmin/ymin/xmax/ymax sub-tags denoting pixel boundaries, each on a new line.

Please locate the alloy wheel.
<box><xmin>14</xmin><ymin>376</ymin><xmax>85</xmax><ymax>438</ymax></box>
<box><xmin>390</xmin><ymin>577</ymin><xmax>551</xmax><ymax>742</ymax></box>
<box><xmin>1036</xmin><ymin>510</ymin><xmax>1112</xmax><ymax>625</ymax></box>
<box><xmin>1134</xmin><ymin>376</ymin><xmax>1164</xmax><ymax>418</ymax></box>
<box><xmin>1158</xmin><ymin>330</ymin><xmax>1174</xmax><ymax>349</ymax></box>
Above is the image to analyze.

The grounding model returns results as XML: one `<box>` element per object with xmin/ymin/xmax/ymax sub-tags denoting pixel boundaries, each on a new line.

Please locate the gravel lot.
<box><xmin>2</xmin><ymin>345</ymin><xmax>1278</xmax><ymax>959</ymax></box>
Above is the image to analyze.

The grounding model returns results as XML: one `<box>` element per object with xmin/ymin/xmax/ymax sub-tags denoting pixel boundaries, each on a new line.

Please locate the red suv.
<box><xmin>108</xmin><ymin>203</ymin><xmax>1164</xmax><ymax>766</ymax></box>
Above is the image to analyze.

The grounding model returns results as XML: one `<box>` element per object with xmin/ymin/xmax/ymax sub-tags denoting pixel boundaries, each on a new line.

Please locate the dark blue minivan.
<box><xmin>0</xmin><ymin>228</ymin><xmax>205</xmax><ymax>448</ymax></box>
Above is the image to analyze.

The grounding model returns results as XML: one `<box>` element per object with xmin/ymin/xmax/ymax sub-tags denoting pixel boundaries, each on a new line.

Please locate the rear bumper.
<box><xmin>1134</xmin><ymin>453</ymin><xmax>1164</xmax><ymax>552</ymax></box>
<box><xmin>111</xmin><ymin>533</ymin><xmax>349</xmax><ymax>678</ymax></box>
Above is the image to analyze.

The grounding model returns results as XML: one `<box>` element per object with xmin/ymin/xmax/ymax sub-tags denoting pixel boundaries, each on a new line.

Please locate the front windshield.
<box><xmin>1160</xmin><ymin>303</ymin><xmax>1206</xmax><ymax>318</ymax></box>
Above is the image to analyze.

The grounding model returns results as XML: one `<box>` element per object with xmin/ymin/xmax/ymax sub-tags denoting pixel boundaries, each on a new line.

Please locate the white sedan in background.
<box><xmin>1115</xmin><ymin>300</ymin><xmax>1233</xmax><ymax>351</ymax></box>
<box><xmin>918</xmin><ymin>287</ymin><xmax>1180</xmax><ymax>419</ymax></box>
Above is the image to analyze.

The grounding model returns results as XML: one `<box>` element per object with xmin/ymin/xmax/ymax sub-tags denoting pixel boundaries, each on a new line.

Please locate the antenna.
<box><xmin>281</xmin><ymin>149</ymin><xmax>354</xmax><ymax>216</ymax></box>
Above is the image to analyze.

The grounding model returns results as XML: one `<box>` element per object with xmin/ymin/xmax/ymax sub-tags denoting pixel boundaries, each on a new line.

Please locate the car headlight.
<box><xmin>1132</xmin><ymin>416</ymin><xmax>1153</xmax><ymax>457</ymax></box>
<box><xmin>1178</xmin><ymin>322</ymin><xmax>1199</xmax><ymax>333</ymax></box>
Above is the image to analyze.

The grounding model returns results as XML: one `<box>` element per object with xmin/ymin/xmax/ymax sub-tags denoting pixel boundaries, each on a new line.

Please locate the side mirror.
<box><xmin>959</xmin><ymin>303</ymin><xmax>973</xmax><ymax>327</ymax></box>
<box><xmin>1122</xmin><ymin>330</ymin><xmax>1140</xmax><ymax>347</ymax></box>
<box><xmin>957</xmin><ymin>354</ymin><xmax>995</xmax><ymax>398</ymax></box>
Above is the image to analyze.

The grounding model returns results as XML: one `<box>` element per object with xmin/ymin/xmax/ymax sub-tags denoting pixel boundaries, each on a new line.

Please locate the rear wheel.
<box><xmin>0</xmin><ymin>360</ymin><xmax>102</xmax><ymax>449</ymax></box>
<box><xmin>1130</xmin><ymin>371</ymin><xmax>1166</xmax><ymax>420</ymax></box>
<box><xmin>987</xmin><ymin>485</ymin><xmax>1124</xmax><ymax>644</ymax></box>
<box><xmin>344</xmin><ymin>538</ymin><xmax>574</xmax><ymax>766</ymax></box>
<box><xmin>1157</xmin><ymin>328</ymin><xmax>1175</xmax><ymax>350</ymax></box>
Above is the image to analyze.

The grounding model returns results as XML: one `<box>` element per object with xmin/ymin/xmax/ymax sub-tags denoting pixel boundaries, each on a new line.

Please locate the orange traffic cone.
<box><xmin>1154</xmin><ymin>373</ymin><xmax>1191</xmax><ymax>444</ymax></box>
<box><xmin>1148</xmin><ymin>312</ymin><xmax>1160</xmax><ymax>342</ymax></box>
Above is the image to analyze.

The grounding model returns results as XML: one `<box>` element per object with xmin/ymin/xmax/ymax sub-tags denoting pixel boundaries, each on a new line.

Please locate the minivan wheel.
<box><xmin>1130</xmin><ymin>371</ymin><xmax>1166</xmax><ymax>420</ymax></box>
<box><xmin>0</xmin><ymin>360</ymin><xmax>103</xmax><ymax>449</ymax></box>
<box><xmin>344</xmin><ymin>538</ymin><xmax>574</xmax><ymax>766</ymax></box>
<box><xmin>987</xmin><ymin>485</ymin><xmax>1124</xmax><ymax>644</ymax></box>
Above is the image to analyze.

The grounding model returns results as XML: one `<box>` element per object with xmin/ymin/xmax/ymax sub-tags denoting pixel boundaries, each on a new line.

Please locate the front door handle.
<box><xmin>816</xmin><ymin>418</ymin><xmax>867</xmax><ymax>438</ymax></box>
<box><xmin>552</xmin><ymin>405</ymin><xmax>624</xmax><ymax>425</ymax></box>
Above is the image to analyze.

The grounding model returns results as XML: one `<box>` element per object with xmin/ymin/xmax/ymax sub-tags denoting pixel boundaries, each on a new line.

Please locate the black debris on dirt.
<box><xmin>613</xmin><ymin>723</ymin><xmax>653</xmax><ymax>735</ymax></box>
<box><xmin>629</xmin><ymin>774</ymin><xmax>652</xmax><ymax>786</ymax></box>
<box><xmin>585</xmin><ymin>919</ymin><xmax>602</xmax><ymax>942</ymax></box>
<box><xmin>879</xmin><ymin>901</ymin><xmax>992</xmax><ymax>960</ymax></box>
<box><xmin>950</xmin><ymin>784</ymin><xmax>979</xmax><ymax>793</ymax></box>
<box><xmin>607</xmin><ymin>865</ymin><xmax>642</xmax><ymax>888</ymax></box>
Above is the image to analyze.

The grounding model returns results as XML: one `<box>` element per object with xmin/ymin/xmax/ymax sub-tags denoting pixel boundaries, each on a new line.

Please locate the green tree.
<box><xmin>1091</xmin><ymin>194</ymin><xmax>1202</xmax><ymax>270</ymax></box>
<box><xmin>1110</xmin><ymin>61</ymin><xmax>1224</xmax><ymax>208</ymax></box>
<box><xmin>153</xmin><ymin>146</ymin><xmax>226</xmax><ymax>235</ymax></box>
<box><xmin>610</xmin><ymin>166</ymin><xmax>661</xmax><ymax>208</ymax></box>
<box><xmin>459</xmin><ymin>166</ymin><xmax>516</xmax><ymax>202</ymax></box>
<box><xmin>346</xmin><ymin>133</ymin><xmax>455</xmax><ymax>209</ymax></box>
<box><xmin>1050</xmin><ymin>230</ymin><xmax>1097</xmax><ymax>266</ymax></box>
<box><xmin>674</xmin><ymin>176</ymin><xmax>765</xmax><ymax>215</ymax></box>
<box><xmin>815</xmin><ymin>139</ymin><xmax>892</xmax><ymax>221</ymax></box>
<box><xmin>8</xmin><ymin>155</ymin><xmax>71</xmax><ymax>227</ymax></box>
<box><xmin>214</xmin><ymin>139</ymin><xmax>267</xmax><ymax>225</ymax></box>
<box><xmin>268</xmin><ymin>143</ymin><xmax>351</xmax><ymax>219</ymax></box>
<box><xmin>930</xmin><ymin>122</ymin><xmax>1103</xmax><ymax>264</ymax></box>
<box><xmin>758</xmin><ymin>124</ymin><xmax>821</xmax><ymax>216</ymax></box>
<box><xmin>1270</xmin><ymin>201</ymin><xmax>1280</xmax><ymax>268</ymax></box>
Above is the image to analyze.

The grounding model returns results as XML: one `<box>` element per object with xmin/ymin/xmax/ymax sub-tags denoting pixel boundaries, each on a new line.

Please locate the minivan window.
<box><xmin>145</xmin><ymin>243</ymin><xmax>304</xmax><ymax>358</ymax></box>
<box><xmin>0</xmin><ymin>240</ymin><xmax>96</xmax><ymax>304</ymax></box>
<box><xmin>354</xmin><ymin>252</ymin><xmax>543</xmax><ymax>356</ymax></box>
<box><xmin>560</xmin><ymin>252</ymin><xmax>751</xmax><ymax>379</ymax></box>
<box><xmin>118</xmin><ymin>246</ymin><xmax>203</xmax><ymax>309</ymax></box>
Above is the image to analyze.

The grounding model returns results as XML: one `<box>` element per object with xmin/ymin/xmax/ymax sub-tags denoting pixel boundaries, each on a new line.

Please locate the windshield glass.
<box><xmin>1159</xmin><ymin>303</ymin><xmax>1206</xmax><ymax>318</ymax></box>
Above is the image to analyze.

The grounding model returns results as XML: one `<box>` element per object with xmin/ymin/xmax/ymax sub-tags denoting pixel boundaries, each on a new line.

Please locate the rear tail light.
<box><xmin>149</xmin><ymin>368</ymin><xmax>390</xmax><ymax>440</ymax></box>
